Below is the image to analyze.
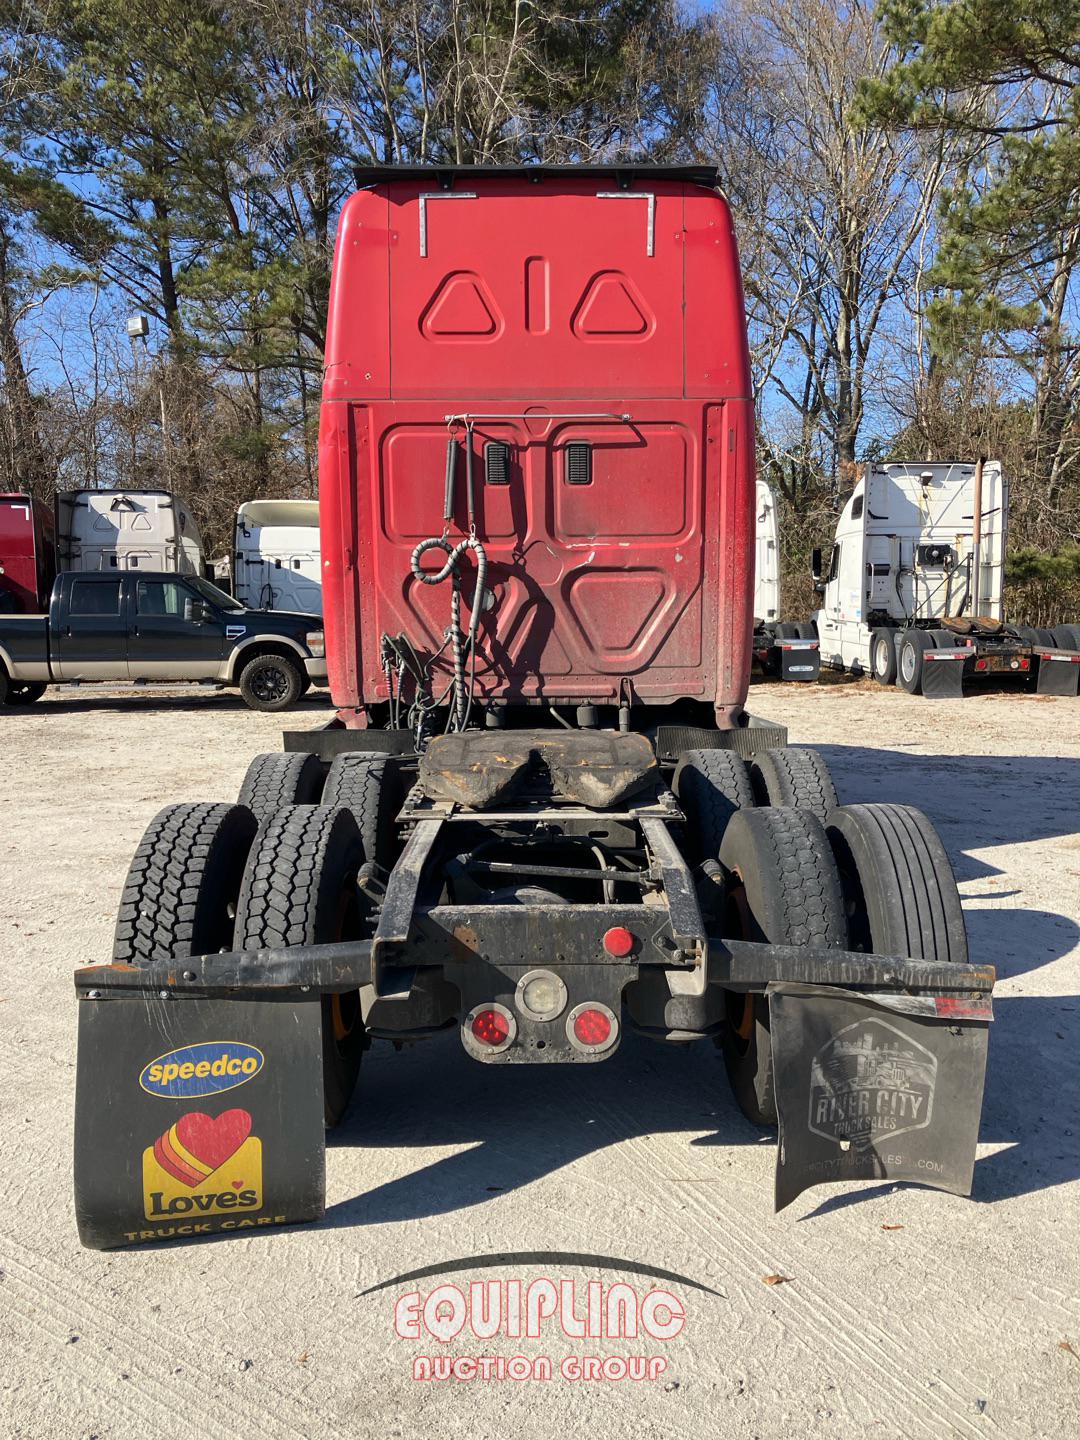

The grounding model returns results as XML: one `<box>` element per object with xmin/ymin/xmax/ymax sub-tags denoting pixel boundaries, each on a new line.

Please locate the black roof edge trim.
<box><xmin>351</xmin><ymin>163</ymin><xmax>721</xmax><ymax>191</ymax></box>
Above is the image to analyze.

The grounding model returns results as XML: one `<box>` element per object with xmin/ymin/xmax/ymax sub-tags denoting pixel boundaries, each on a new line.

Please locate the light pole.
<box><xmin>126</xmin><ymin>312</ymin><xmax>168</xmax><ymax>481</ymax></box>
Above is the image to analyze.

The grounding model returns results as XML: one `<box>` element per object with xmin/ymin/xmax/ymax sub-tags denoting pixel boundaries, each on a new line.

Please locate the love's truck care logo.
<box><xmin>139</xmin><ymin>1041</ymin><xmax>264</xmax><ymax>1098</ymax></box>
<box><xmin>143</xmin><ymin>1108</ymin><xmax>262</xmax><ymax>1222</ymax></box>
<box><xmin>808</xmin><ymin>1018</ymin><xmax>937</xmax><ymax>1146</ymax></box>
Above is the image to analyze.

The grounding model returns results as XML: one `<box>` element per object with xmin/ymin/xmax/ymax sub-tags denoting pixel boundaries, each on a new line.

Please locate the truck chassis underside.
<box><xmin>73</xmin><ymin>731</ymin><xmax>994</xmax><ymax>1249</ymax></box>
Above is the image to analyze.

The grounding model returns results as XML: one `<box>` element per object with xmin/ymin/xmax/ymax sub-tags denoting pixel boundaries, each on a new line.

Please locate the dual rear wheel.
<box><xmin>112</xmin><ymin>751</ymin><xmax>402</xmax><ymax>1125</ymax></box>
<box><xmin>677</xmin><ymin>743</ymin><xmax>966</xmax><ymax>1126</ymax></box>
<box><xmin>716</xmin><ymin>799</ymin><xmax>966</xmax><ymax>1124</ymax></box>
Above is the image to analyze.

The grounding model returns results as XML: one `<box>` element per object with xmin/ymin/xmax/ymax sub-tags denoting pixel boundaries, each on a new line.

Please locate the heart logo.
<box><xmin>153</xmin><ymin>1109</ymin><xmax>252</xmax><ymax>1188</ymax></box>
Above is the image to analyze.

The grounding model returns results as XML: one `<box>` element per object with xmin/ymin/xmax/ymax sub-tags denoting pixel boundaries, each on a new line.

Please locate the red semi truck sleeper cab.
<box><xmin>318</xmin><ymin>165</ymin><xmax>755</xmax><ymax>729</ymax></box>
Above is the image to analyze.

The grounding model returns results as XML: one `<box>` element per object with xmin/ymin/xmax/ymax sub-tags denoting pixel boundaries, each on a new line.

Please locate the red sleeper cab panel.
<box><xmin>319</xmin><ymin>171</ymin><xmax>755</xmax><ymax>724</ymax></box>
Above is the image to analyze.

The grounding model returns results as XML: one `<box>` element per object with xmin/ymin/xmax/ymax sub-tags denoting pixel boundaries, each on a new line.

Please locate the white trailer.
<box><xmin>233</xmin><ymin>499</ymin><xmax>322</xmax><ymax>614</ymax></box>
<box><xmin>752</xmin><ymin>480</ymin><xmax>820</xmax><ymax>681</ymax></box>
<box><xmin>811</xmin><ymin>460</ymin><xmax>1080</xmax><ymax>697</ymax></box>
<box><xmin>55</xmin><ymin>489</ymin><xmax>204</xmax><ymax>576</ymax></box>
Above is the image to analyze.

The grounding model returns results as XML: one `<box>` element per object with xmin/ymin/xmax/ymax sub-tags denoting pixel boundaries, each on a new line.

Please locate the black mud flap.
<box><xmin>920</xmin><ymin>650</ymin><xmax>966</xmax><ymax>698</ymax></box>
<box><xmin>779</xmin><ymin>640</ymin><xmax>820</xmax><ymax>682</ymax></box>
<box><xmin>74</xmin><ymin>992</ymin><xmax>325</xmax><ymax>1249</ymax></box>
<box><xmin>1035</xmin><ymin>651</ymin><xmax>1080</xmax><ymax>696</ymax></box>
<box><xmin>769</xmin><ymin>983</ymin><xmax>990</xmax><ymax>1212</ymax></box>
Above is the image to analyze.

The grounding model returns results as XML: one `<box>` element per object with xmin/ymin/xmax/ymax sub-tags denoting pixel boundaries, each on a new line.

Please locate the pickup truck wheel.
<box><xmin>234</xmin><ymin>805</ymin><xmax>370</xmax><ymax>1125</ymax></box>
<box><xmin>870</xmin><ymin>628</ymin><xmax>897</xmax><ymax>685</ymax></box>
<box><xmin>826</xmin><ymin>803</ymin><xmax>967</xmax><ymax>964</ymax></box>
<box><xmin>321</xmin><ymin>754</ymin><xmax>402</xmax><ymax>867</ymax></box>
<box><xmin>112</xmin><ymin>803</ymin><xmax>258</xmax><ymax>964</ymax></box>
<box><xmin>5</xmin><ymin>681</ymin><xmax>46</xmax><ymax>704</ymax></box>
<box><xmin>674</xmin><ymin>749</ymin><xmax>755</xmax><ymax>861</ymax></box>
<box><xmin>896</xmin><ymin>629</ymin><xmax>929</xmax><ymax>694</ymax></box>
<box><xmin>239</xmin><ymin>652</ymin><xmax>304</xmax><ymax>711</ymax></box>
<box><xmin>718</xmin><ymin>807</ymin><xmax>846</xmax><ymax>1126</ymax></box>
<box><xmin>237</xmin><ymin>751</ymin><xmax>323</xmax><ymax>821</ymax></box>
<box><xmin>749</xmin><ymin>746</ymin><xmax>838</xmax><ymax>821</ymax></box>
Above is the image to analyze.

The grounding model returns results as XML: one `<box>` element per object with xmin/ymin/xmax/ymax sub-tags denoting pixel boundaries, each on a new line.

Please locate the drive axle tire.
<box><xmin>826</xmin><ymin>803</ymin><xmax>967</xmax><ymax>964</ymax></box>
<box><xmin>749</xmin><ymin>746</ymin><xmax>838</xmax><ymax>821</ymax></box>
<box><xmin>1051</xmin><ymin>624</ymin><xmax>1080</xmax><ymax>651</ymax></box>
<box><xmin>896</xmin><ymin>629</ymin><xmax>930</xmax><ymax>694</ymax></box>
<box><xmin>794</xmin><ymin>622</ymin><xmax>818</xmax><ymax>641</ymax></box>
<box><xmin>234</xmin><ymin>805</ymin><xmax>370</xmax><ymax>1125</ymax></box>
<box><xmin>870</xmin><ymin>629</ymin><xmax>897</xmax><ymax>685</ymax></box>
<box><xmin>5</xmin><ymin>681</ymin><xmax>46</xmax><ymax>704</ymax></box>
<box><xmin>717</xmin><ymin>807</ymin><xmax>846</xmax><ymax>1126</ymax></box>
<box><xmin>674</xmin><ymin>749</ymin><xmax>755</xmax><ymax>862</ymax></box>
<box><xmin>238</xmin><ymin>751</ymin><xmax>324</xmax><ymax>820</ymax></box>
<box><xmin>113</xmin><ymin>803</ymin><xmax>258</xmax><ymax>964</ymax></box>
<box><xmin>238</xmin><ymin>652</ymin><xmax>304</xmax><ymax>711</ymax></box>
<box><xmin>321</xmin><ymin>753</ymin><xmax>403</xmax><ymax>866</ymax></box>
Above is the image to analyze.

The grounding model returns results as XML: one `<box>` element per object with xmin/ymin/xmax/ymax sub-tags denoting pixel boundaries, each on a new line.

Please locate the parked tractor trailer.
<box><xmin>812</xmin><ymin>461</ymin><xmax>1080</xmax><ymax>698</ymax></box>
<box><xmin>1</xmin><ymin>486</ymin><xmax>206</xmax><ymax>617</ymax></box>
<box><xmin>73</xmin><ymin>167</ymin><xmax>993</xmax><ymax>1248</ymax></box>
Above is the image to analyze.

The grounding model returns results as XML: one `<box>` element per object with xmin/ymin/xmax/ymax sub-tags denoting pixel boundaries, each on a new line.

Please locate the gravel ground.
<box><xmin>1</xmin><ymin>677</ymin><xmax>1078</xmax><ymax>1439</ymax></box>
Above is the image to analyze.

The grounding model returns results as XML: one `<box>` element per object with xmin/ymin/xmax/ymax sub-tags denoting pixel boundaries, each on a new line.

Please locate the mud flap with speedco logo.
<box><xmin>769</xmin><ymin>983</ymin><xmax>991</xmax><ymax>1212</ymax></box>
<box><xmin>74</xmin><ymin>993</ymin><xmax>325</xmax><ymax>1249</ymax></box>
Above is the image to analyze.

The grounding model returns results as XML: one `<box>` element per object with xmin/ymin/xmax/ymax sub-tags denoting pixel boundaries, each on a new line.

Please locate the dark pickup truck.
<box><xmin>0</xmin><ymin>571</ymin><xmax>326</xmax><ymax>711</ymax></box>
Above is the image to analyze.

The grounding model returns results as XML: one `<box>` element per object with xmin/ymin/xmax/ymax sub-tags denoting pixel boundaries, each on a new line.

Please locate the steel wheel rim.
<box><xmin>900</xmin><ymin>644</ymin><xmax>915</xmax><ymax>683</ymax></box>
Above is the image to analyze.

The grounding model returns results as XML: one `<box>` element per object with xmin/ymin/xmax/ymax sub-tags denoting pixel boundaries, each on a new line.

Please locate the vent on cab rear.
<box><xmin>565</xmin><ymin>442</ymin><xmax>592</xmax><ymax>486</ymax></box>
<box><xmin>485</xmin><ymin>441</ymin><xmax>511</xmax><ymax>486</ymax></box>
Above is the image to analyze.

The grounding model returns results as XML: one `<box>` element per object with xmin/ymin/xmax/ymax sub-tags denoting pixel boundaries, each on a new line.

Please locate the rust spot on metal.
<box><xmin>452</xmin><ymin>924</ymin><xmax>480</xmax><ymax>953</ymax></box>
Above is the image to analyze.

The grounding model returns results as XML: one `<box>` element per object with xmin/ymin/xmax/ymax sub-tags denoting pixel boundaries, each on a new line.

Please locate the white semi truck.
<box><xmin>811</xmin><ymin>460</ymin><xmax>1080</xmax><ymax>697</ymax></box>
<box><xmin>233</xmin><ymin>499</ymin><xmax>322</xmax><ymax>614</ymax></box>
<box><xmin>55</xmin><ymin>489</ymin><xmax>205</xmax><ymax>576</ymax></box>
<box><xmin>751</xmin><ymin>480</ymin><xmax>820</xmax><ymax>681</ymax></box>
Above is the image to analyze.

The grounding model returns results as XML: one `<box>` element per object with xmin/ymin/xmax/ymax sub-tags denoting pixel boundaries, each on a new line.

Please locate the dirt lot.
<box><xmin>1</xmin><ymin>678</ymin><xmax>1078</xmax><ymax>1439</ymax></box>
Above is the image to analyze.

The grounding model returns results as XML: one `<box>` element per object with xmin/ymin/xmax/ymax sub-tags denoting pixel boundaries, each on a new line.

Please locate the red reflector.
<box><xmin>1020</xmin><ymin>658</ymin><xmax>1030</xmax><ymax>669</ymax></box>
<box><xmin>573</xmin><ymin>1008</ymin><xmax>612</xmax><ymax>1047</ymax></box>
<box><xmin>471</xmin><ymin>1009</ymin><xmax>510</xmax><ymax>1046</ymax></box>
<box><xmin>975</xmin><ymin>658</ymin><xmax>987</xmax><ymax>671</ymax></box>
<box><xmin>603</xmin><ymin>926</ymin><xmax>635</xmax><ymax>957</ymax></box>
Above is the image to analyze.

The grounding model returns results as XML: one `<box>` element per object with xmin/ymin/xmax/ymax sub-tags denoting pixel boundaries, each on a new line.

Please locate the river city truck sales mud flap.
<box><xmin>72</xmin><ymin>942</ymin><xmax>993</xmax><ymax>1248</ymax></box>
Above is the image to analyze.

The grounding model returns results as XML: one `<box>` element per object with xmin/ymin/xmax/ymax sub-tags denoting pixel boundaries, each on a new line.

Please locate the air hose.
<box><xmin>410</xmin><ymin>534</ymin><xmax>488</xmax><ymax>732</ymax></box>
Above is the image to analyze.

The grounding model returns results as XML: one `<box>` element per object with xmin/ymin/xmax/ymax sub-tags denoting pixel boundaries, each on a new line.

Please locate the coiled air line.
<box><xmin>403</xmin><ymin>428</ymin><xmax>488</xmax><ymax>736</ymax></box>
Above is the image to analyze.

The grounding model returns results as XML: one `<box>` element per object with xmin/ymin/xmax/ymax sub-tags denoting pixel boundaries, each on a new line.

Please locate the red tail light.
<box><xmin>573</xmin><ymin>1008</ymin><xmax>611</xmax><ymax>1046</ymax></box>
<box><xmin>975</xmin><ymin>658</ymin><xmax>987</xmax><ymax>671</ymax></box>
<box><xmin>566</xmin><ymin>1002</ymin><xmax>619</xmax><ymax>1055</ymax></box>
<box><xmin>472</xmin><ymin>1009</ymin><xmax>510</xmax><ymax>1046</ymax></box>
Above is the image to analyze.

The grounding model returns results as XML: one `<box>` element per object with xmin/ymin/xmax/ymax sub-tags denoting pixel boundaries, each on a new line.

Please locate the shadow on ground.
<box><xmin>813</xmin><ymin>742</ymin><xmax>1079</xmax><ymax>863</ymax></box>
<box><xmin>3</xmin><ymin>689</ymin><xmax>331</xmax><ymax>717</ymax></box>
<box><xmin>324</xmin><ymin>973</ymin><xmax>1080</xmax><ymax>1230</ymax></box>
